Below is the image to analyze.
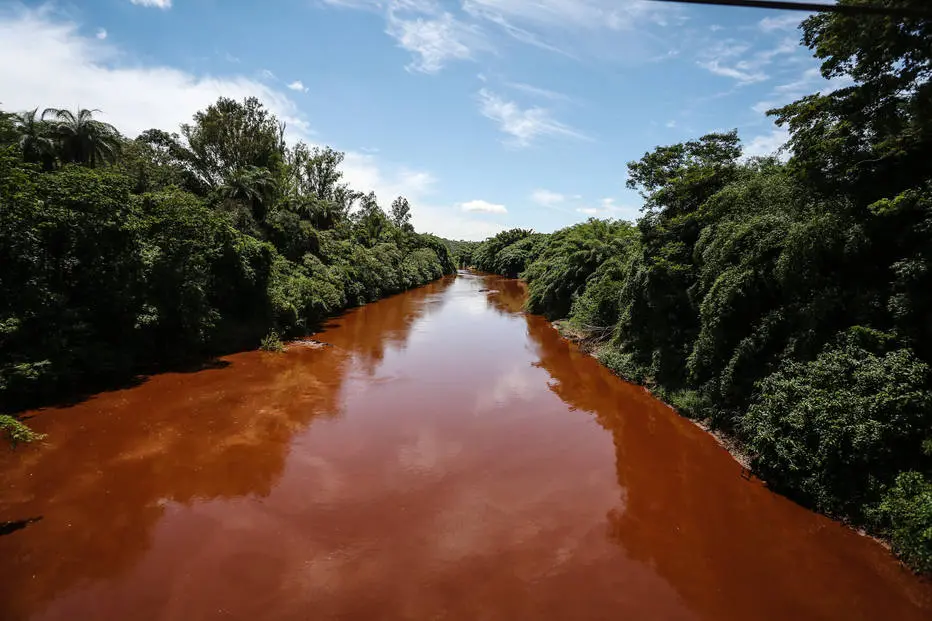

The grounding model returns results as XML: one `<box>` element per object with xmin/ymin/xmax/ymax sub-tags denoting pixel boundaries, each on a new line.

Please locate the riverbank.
<box><xmin>549</xmin><ymin>314</ymin><xmax>919</xmax><ymax>570</ymax></box>
<box><xmin>552</xmin><ymin>319</ymin><xmax>754</xmax><ymax>470</ymax></box>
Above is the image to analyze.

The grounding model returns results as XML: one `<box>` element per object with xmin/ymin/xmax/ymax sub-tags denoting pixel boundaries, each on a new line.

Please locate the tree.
<box><xmin>390</xmin><ymin>196</ymin><xmax>413</xmax><ymax>231</ymax></box>
<box><xmin>354</xmin><ymin>192</ymin><xmax>388</xmax><ymax>247</ymax></box>
<box><xmin>42</xmin><ymin>108</ymin><xmax>122</xmax><ymax>167</ymax></box>
<box><xmin>219</xmin><ymin>165</ymin><xmax>278</xmax><ymax>222</ymax></box>
<box><xmin>773</xmin><ymin>0</ymin><xmax>931</xmax><ymax>202</ymax></box>
<box><xmin>12</xmin><ymin>108</ymin><xmax>56</xmax><ymax>168</ymax></box>
<box><xmin>284</xmin><ymin>143</ymin><xmax>359</xmax><ymax>229</ymax></box>
<box><xmin>179</xmin><ymin>96</ymin><xmax>285</xmax><ymax>190</ymax></box>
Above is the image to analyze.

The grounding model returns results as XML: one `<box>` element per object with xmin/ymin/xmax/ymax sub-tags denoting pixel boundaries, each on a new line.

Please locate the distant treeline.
<box><xmin>454</xmin><ymin>2</ymin><xmax>932</xmax><ymax>573</ymax></box>
<box><xmin>0</xmin><ymin>98</ymin><xmax>454</xmax><ymax>442</ymax></box>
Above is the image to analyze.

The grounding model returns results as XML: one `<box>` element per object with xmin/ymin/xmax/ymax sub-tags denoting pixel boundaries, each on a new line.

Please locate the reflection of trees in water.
<box><xmin>481</xmin><ymin>276</ymin><xmax>527</xmax><ymax>317</ymax></box>
<box><xmin>522</xmin><ymin>299</ymin><xmax>932</xmax><ymax>620</ymax></box>
<box><xmin>326</xmin><ymin>276</ymin><xmax>455</xmax><ymax>375</ymax></box>
<box><xmin>0</xmin><ymin>278</ymin><xmax>448</xmax><ymax>621</ymax></box>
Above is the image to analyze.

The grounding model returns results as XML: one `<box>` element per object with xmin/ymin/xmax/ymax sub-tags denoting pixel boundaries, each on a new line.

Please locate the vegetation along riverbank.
<box><xmin>0</xmin><ymin>98</ymin><xmax>455</xmax><ymax>441</ymax></box>
<box><xmin>448</xmin><ymin>6</ymin><xmax>932</xmax><ymax>574</ymax></box>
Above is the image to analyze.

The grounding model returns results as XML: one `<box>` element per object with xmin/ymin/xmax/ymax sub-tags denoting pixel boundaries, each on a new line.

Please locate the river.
<box><xmin>1</xmin><ymin>272</ymin><xmax>930</xmax><ymax>620</ymax></box>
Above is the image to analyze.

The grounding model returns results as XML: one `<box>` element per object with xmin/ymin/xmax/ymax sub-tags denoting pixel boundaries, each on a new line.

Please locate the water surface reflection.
<box><xmin>1</xmin><ymin>273</ymin><xmax>929</xmax><ymax>621</ymax></box>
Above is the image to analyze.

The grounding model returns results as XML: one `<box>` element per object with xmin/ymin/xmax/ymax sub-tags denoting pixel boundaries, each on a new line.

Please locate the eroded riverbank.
<box><xmin>1</xmin><ymin>273</ymin><xmax>930</xmax><ymax>620</ymax></box>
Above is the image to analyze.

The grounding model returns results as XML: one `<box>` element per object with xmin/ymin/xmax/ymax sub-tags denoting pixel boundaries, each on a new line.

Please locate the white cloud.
<box><xmin>773</xmin><ymin>66</ymin><xmax>852</xmax><ymax>98</ymax></box>
<box><xmin>744</xmin><ymin>127</ymin><xmax>789</xmax><ymax>159</ymax></box>
<box><xmin>530</xmin><ymin>189</ymin><xmax>565</xmax><ymax>206</ymax></box>
<box><xmin>131</xmin><ymin>0</ymin><xmax>172</xmax><ymax>8</ymax></box>
<box><xmin>665</xmin><ymin>119</ymin><xmax>676</xmax><ymax>128</ymax></box>
<box><xmin>0</xmin><ymin>7</ymin><xmax>502</xmax><ymax>241</ymax></box>
<box><xmin>0</xmin><ymin>9</ymin><xmax>312</xmax><ymax>141</ymax></box>
<box><xmin>95</xmin><ymin>27</ymin><xmax>107</xmax><ymax>40</ymax></box>
<box><xmin>506</xmin><ymin>81</ymin><xmax>570</xmax><ymax>101</ymax></box>
<box><xmin>696</xmin><ymin>37</ymin><xmax>798</xmax><ymax>85</ymax></box>
<box><xmin>750</xmin><ymin>66</ymin><xmax>852</xmax><ymax>118</ymax></box>
<box><xmin>698</xmin><ymin>59</ymin><xmax>768</xmax><ymax>84</ymax></box>
<box><xmin>459</xmin><ymin>199</ymin><xmax>507</xmax><ymax>214</ymax></box>
<box><xmin>752</xmin><ymin>100</ymin><xmax>774</xmax><ymax>115</ymax></box>
<box><xmin>386</xmin><ymin>10</ymin><xmax>484</xmax><ymax>73</ymax></box>
<box><xmin>574</xmin><ymin>197</ymin><xmax>639</xmax><ymax>221</ymax></box>
<box><xmin>758</xmin><ymin>14</ymin><xmax>802</xmax><ymax>32</ymax></box>
<box><xmin>477</xmin><ymin>88</ymin><xmax>587</xmax><ymax>147</ymax></box>
<box><xmin>463</xmin><ymin>0</ymin><xmax>673</xmax><ymax>32</ymax></box>
<box><xmin>260</xmin><ymin>68</ymin><xmax>276</xmax><ymax>81</ymax></box>
<box><xmin>287</xmin><ymin>80</ymin><xmax>308</xmax><ymax>92</ymax></box>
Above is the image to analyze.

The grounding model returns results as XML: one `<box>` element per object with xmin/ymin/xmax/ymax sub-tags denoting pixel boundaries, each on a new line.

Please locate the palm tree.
<box><xmin>220</xmin><ymin>166</ymin><xmax>277</xmax><ymax>222</ymax></box>
<box><xmin>13</xmin><ymin>108</ymin><xmax>56</xmax><ymax>169</ymax></box>
<box><xmin>42</xmin><ymin>108</ymin><xmax>122</xmax><ymax>167</ymax></box>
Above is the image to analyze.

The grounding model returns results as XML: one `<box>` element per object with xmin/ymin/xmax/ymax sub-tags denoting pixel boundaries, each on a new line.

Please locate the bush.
<box><xmin>524</xmin><ymin>219</ymin><xmax>638</xmax><ymax>320</ymax></box>
<box><xmin>259</xmin><ymin>330</ymin><xmax>285</xmax><ymax>352</ymax></box>
<box><xmin>873</xmin><ymin>471</ymin><xmax>932</xmax><ymax>574</ymax></box>
<box><xmin>743</xmin><ymin>329</ymin><xmax>932</xmax><ymax>518</ymax></box>
<box><xmin>0</xmin><ymin>414</ymin><xmax>45</xmax><ymax>447</ymax></box>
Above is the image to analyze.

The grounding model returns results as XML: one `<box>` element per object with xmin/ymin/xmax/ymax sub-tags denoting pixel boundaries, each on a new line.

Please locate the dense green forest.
<box><xmin>0</xmin><ymin>98</ymin><xmax>454</xmax><ymax>444</ymax></box>
<box><xmin>458</xmin><ymin>4</ymin><xmax>932</xmax><ymax>573</ymax></box>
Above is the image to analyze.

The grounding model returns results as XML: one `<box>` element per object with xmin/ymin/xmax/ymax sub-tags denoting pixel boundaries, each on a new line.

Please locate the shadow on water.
<box><xmin>0</xmin><ymin>277</ymin><xmax>454</xmax><ymax>621</ymax></box>
<box><xmin>481</xmin><ymin>271</ymin><xmax>932</xmax><ymax>620</ymax></box>
<box><xmin>0</xmin><ymin>517</ymin><xmax>42</xmax><ymax>537</ymax></box>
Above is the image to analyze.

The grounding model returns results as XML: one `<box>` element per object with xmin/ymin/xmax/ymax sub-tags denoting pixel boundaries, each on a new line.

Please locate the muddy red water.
<box><xmin>2</xmin><ymin>273</ymin><xmax>931</xmax><ymax>621</ymax></box>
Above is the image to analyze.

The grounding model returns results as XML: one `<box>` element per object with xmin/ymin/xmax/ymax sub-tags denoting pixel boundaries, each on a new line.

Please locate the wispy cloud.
<box><xmin>744</xmin><ymin>128</ymin><xmax>789</xmax><ymax>159</ymax></box>
<box><xmin>287</xmin><ymin>80</ymin><xmax>309</xmax><ymax>92</ymax></box>
<box><xmin>697</xmin><ymin>41</ymin><xmax>766</xmax><ymax>83</ymax></box>
<box><xmin>758</xmin><ymin>14</ymin><xmax>802</xmax><ymax>32</ymax></box>
<box><xmin>459</xmin><ymin>199</ymin><xmax>507</xmax><ymax>214</ymax></box>
<box><xmin>130</xmin><ymin>0</ymin><xmax>172</xmax><ymax>8</ymax></box>
<box><xmin>463</xmin><ymin>0</ymin><xmax>675</xmax><ymax>32</ymax></box>
<box><xmin>575</xmin><ymin>197</ymin><xmax>639</xmax><ymax>220</ymax></box>
<box><xmin>506</xmin><ymin>81</ymin><xmax>571</xmax><ymax>102</ymax></box>
<box><xmin>95</xmin><ymin>27</ymin><xmax>107</xmax><ymax>39</ymax></box>
<box><xmin>477</xmin><ymin>88</ymin><xmax>587</xmax><ymax>147</ymax></box>
<box><xmin>386</xmin><ymin>9</ymin><xmax>485</xmax><ymax>73</ymax></box>
<box><xmin>750</xmin><ymin>66</ymin><xmax>853</xmax><ymax>117</ymax></box>
<box><xmin>697</xmin><ymin>37</ymin><xmax>798</xmax><ymax>85</ymax></box>
<box><xmin>531</xmin><ymin>189</ymin><xmax>565</xmax><ymax>206</ymax></box>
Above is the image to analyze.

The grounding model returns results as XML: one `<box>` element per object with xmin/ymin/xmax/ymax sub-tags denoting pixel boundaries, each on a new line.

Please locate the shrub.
<box><xmin>743</xmin><ymin>328</ymin><xmax>932</xmax><ymax>518</ymax></box>
<box><xmin>259</xmin><ymin>330</ymin><xmax>285</xmax><ymax>352</ymax></box>
<box><xmin>873</xmin><ymin>471</ymin><xmax>932</xmax><ymax>574</ymax></box>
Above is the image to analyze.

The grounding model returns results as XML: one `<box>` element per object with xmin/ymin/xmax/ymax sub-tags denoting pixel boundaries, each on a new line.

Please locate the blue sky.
<box><xmin>0</xmin><ymin>1</ymin><xmax>843</xmax><ymax>239</ymax></box>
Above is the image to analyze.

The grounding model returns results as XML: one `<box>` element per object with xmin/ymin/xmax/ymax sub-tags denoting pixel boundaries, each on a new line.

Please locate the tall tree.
<box><xmin>773</xmin><ymin>0</ymin><xmax>931</xmax><ymax>201</ymax></box>
<box><xmin>219</xmin><ymin>165</ymin><xmax>278</xmax><ymax>222</ymax></box>
<box><xmin>179</xmin><ymin>96</ymin><xmax>285</xmax><ymax>190</ymax></box>
<box><xmin>13</xmin><ymin>108</ymin><xmax>56</xmax><ymax>169</ymax></box>
<box><xmin>284</xmin><ymin>143</ymin><xmax>360</xmax><ymax>229</ymax></box>
<box><xmin>390</xmin><ymin>196</ymin><xmax>413</xmax><ymax>231</ymax></box>
<box><xmin>41</xmin><ymin>108</ymin><xmax>121</xmax><ymax>167</ymax></box>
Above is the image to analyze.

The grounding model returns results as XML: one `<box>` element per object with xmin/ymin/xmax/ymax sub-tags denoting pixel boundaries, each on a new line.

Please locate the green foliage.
<box><xmin>743</xmin><ymin>329</ymin><xmax>932</xmax><ymax>518</ymax></box>
<box><xmin>471</xmin><ymin>228</ymin><xmax>534</xmax><ymax>273</ymax></box>
<box><xmin>42</xmin><ymin>108</ymin><xmax>122</xmax><ymax>167</ymax></box>
<box><xmin>1</xmin><ymin>96</ymin><xmax>453</xmax><ymax>425</ymax></box>
<box><xmin>524</xmin><ymin>219</ymin><xmax>638</xmax><ymax>320</ymax></box>
<box><xmin>259</xmin><ymin>330</ymin><xmax>285</xmax><ymax>353</ymax></box>
<box><xmin>0</xmin><ymin>414</ymin><xmax>45</xmax><ymax>447</ymax></box>
<box><xmin>873</xmin><ymin>471</ymin><xmax>932</xmax><ymax>574</ymax></box>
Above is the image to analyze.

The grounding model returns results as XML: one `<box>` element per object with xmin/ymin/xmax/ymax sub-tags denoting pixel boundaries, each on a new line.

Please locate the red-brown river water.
<box><xmin>1</xmin><ymin>273</ymin><xmax>931</xmax><ymax>620</ymax></box>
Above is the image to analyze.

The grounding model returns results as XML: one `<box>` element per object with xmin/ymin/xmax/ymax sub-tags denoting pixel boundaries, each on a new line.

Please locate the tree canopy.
<box><xmin>1</xmin><ymin>96</ymin><xmax>454</xmax><ymax>443</ymax></box>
